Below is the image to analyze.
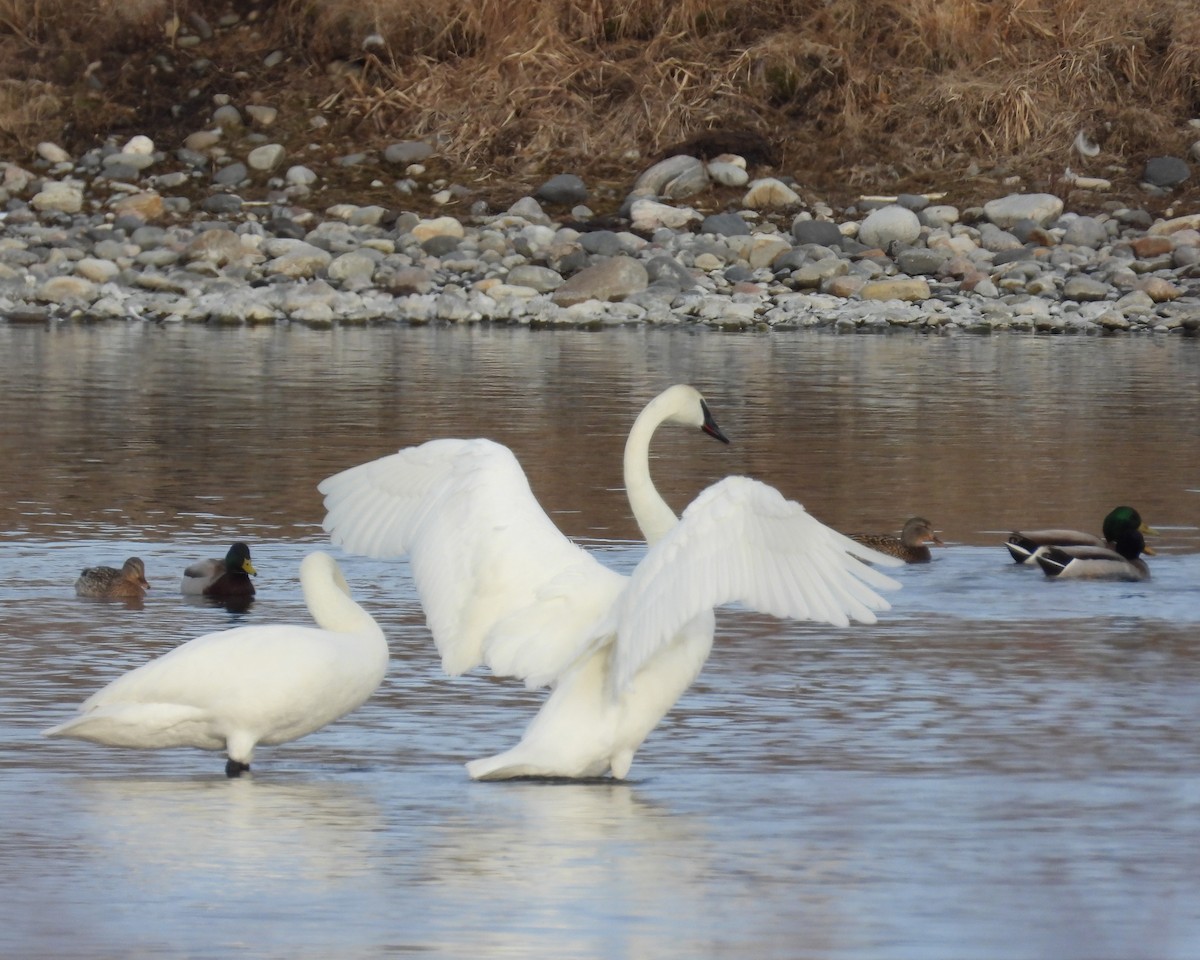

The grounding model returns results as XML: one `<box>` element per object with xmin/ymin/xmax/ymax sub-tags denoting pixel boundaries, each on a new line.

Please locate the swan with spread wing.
<box><xmin>320</xmin><ymin>385</ymin><xmax>900</xmax><ymax>780</ymax></box>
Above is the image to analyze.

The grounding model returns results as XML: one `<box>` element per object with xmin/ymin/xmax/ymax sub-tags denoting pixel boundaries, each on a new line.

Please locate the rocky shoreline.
<box><xmin>2</xmin><ymin>138</ymin><xmax>1199</xmax><ymax>333</ymax></box>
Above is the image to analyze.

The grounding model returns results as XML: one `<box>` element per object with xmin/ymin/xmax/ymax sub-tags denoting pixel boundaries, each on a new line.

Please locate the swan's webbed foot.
<box><xmin>225</xmin><ymin>758</ymin><xmax>251</xmax><ymax>778</ymax></box>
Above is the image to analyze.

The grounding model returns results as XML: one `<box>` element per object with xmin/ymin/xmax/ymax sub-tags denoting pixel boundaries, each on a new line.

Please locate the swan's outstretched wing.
<box><xmin>320</xmin><ymin>438</ymin><xmax>624</xmax><ymax>680</ymax></box>
<box><xmin>609</xmin><ymin>476</ymin><xmax>902</xmax><ymax>693</ymax></box>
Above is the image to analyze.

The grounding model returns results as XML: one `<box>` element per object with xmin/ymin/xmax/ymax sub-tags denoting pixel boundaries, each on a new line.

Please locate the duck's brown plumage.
<box><xmin>850</xmin><ymin>517</ymin><xmax>943</xmax><ymax>564</ymax></box>
<box><xmin>75</xmin><ymin>557</ymin><xmax>150</xmax><ymax>600</ymax></box>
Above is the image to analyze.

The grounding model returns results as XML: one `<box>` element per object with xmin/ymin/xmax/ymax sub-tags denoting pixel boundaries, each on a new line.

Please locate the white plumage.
<box><xmin>44</xmin><ymin>552</ymin><xmax>389</xmax><ymax>777</ymax></box>
<box><xmin>320</xmin><ymin>384</ymin><xmax>900</xmax><ymax>780</ymax></box>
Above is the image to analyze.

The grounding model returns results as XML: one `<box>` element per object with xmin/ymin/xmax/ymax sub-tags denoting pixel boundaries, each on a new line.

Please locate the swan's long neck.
<box><xmin>301</xmin><ymin>555</ymin><xmax>383</xmax><ymax>637</ymax></box>
<box><xmin>623</xmin><ymin>397</ymin><xmax>679</xmax><ymax>547</ymax></box>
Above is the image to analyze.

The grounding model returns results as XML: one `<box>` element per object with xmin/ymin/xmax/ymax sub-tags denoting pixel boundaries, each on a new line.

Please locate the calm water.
<box><xmin>1</xmin><ymin>323</ymin><xmax>1198</xmax><ymax>959</ymax></box>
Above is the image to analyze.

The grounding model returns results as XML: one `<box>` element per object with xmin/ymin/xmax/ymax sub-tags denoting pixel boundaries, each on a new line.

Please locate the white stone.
<box><xmin>634</xmin><ymin>155</ymin><xmax>709</xmax><ymax>199</ymax></box>
<box><xmin>411</xmin><ymin>216</ymin><xmax>465</xmax><ymax>242</ymax></box>
<box><xmin>247</xmin><ymin>143</ymin><xmax>285</xmax><ymax>171</ymax></box>
<box><xmin>742</xmin><ymin>178</ymin><xmax>802</xmax><ymax>209</ymax></box>
<box><xmin>630</xmin><ymin>199</ymin><xmax>701</xmax><ymax>231</ymax></box>
<box><xmin>983</xmin><ymin>193</ymin><xmax>1064</xmax><ymax>228</ymax></box>
<box><xmin>75</xmin><ymin>258</ymin><xmax>121</xmax><ymax>283</ymax></box>
<box><xmin>122</xmin><ymin>135</ymin><xmax>155</xmax><ymax>155</ymax></box>
<box><xmin>858</xmin><ymin>205</ymin><xmax>922</xmax><ymax>247</ymax></box>
<box><xmin>285</xmin><ymin>165</ymin><xmax>318</xmax><ymax>186</ymax></box>
<box><xmin>31</xmin><ymin>180</ymin><xmax>84</xmax><ymax>214</ymax></box>
<box><xmin>36</xmin><ymin>142</ymin><xmax>71</xmax><ymax>164</ymax></box>
<box><xmin>36</xmin><ymin>276</ymin><xmax>97</xmax><ymax>304</ymax></box>
<box><xmin>244</xmin><ymin>104</ymin><xmax>278</xmax><ymax>127</ymax></box>
<box><xmin>706</xmin><ymin>161</ymin><xmax>749</xmax><ymax>187</ymax></box>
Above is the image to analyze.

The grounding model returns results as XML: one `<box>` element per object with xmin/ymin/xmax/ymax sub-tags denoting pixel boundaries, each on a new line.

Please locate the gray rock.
<box><xmin>1065</xmin><ymin>276</ymin><xmax>1108</xmax><ymax>302</ymax></box>
<box><xmin>578</xmin><ymin>231</ymin><xmax>625</xmax><ymax>257</ymax></box>
<box><xmin>701</xmin><ymin>213</ymin><xmax>751</xmax><ymax>236</ymax></box>
<box><xmin>1060</xmin><ymin>215</ymin><xmax>1109</xmax><ymax>249</ymax></box>
<box><xmin>506</xmin><ymin>265</ymin><xmax>564</xmax><ymax>292</ymax></box>
<box><xmin>978</xmin><ymin>222</ymin><xmax>1024</xmax><ymax>252</ymax></box>
<box><xmin>633</xmin><ymin>155</ymin><xmax>709</xmax><ymax>200</ymax></box>
<box><xmin>505</xmin><ymin>196</ymin><xmax>551</xmax><ymax>224</ymax></box>
<box><xmin>535</xmin><ymin>174</ymin><xmax>587</xmax><ymax>206</ymax></box>
<box><xmin>1142</xmin><ymin>156</ymin><xmax>1190</xmax><ymax>188</ymax></box>
<box><xmin>212</xmin><ymin>162</ymin><xmax>248</xmax><ymax>186</ymax></box>
<box><xmin>791</xmin><ymin>219</ymin><xmax>844</xmax><ymax>248</ymax></box>
<box><xmin>384</xmin><ymin>141</ymin><xmax>434</xmax><ymax>166</ymax></box>
<box><xmin>327</xmin><ymin>251</ymin><xmax>379</xmax><ymax>286</ymax></box>
<box><xmin>644</xmin><ymin>255</ymin><xmax>696</xmax><ymax>290</ymax></box>
<box><xmin>212</xmin><ymin>104</ymin><xmax>243</xmax><ymax>132</ymax></box>
<box><xmin>896</xmin><ymin>248</ymin><xmax>949</xmax><ymax>276</ymax></box>
<box><xmin>265</xmin><ymin>240</ymin><xmax>332</xmax><ymax>278</ymax></box>
<box><xmin>552</xmin><ymin>256</ymin><xmax>649</xmax><ymax>306</ymax></box>
<box><xmin>201</xmin><ymin>194</ymin><xmax>244</xmax><ymax>214</ymax></box>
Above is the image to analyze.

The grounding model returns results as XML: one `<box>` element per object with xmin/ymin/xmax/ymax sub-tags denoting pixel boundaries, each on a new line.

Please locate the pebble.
<box><xmin>1</xmin><ymin>138</ymin><xmax>1198</xmax><ymax>334</ymax></box>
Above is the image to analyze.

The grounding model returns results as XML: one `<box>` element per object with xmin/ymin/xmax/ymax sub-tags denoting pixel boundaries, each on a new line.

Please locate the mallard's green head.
<box><xmin>225</xmin><ymin>542</ymin><xmax>257</xmax><ymax>577</ymax></box>
<box><xmin>1102</xmin><ymin>506</ymin><xmax>1155</xmax><ymax>541</ymax></box>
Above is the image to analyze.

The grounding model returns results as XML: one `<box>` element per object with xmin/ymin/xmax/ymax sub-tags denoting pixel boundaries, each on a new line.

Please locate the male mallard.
<box><xmin>1005</xmin><ymin>505</ymin><xmax>1152</xmax><ymax>564</ymax></box>
<box><xmin>75</xmin><ymin>557</ymin><xmax>150</xmax><ymax>600</ymax></box>
<box><xmin>850</xmin><ymin>517</ymin><xmax>944</xmax><ymax>564</ymax></box>
<box><xmin>1036</xmin><ymin>527</ymin><xmax>1153</xmax><ymax>582</ymax></box>
<box><xmin>181</xmin><ymin>542</ymin><xmax>257</xmax><ymax>601</ymax></box>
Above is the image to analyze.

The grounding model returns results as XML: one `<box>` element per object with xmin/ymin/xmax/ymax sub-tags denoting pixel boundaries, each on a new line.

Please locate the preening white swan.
<box><xmin>44</xmin><ymin>552</ymin><xmax>389</xmax><ymax>777</ymax></box>
<box><xmin>320</xmin><ymin>385</ymin><xmax>901</xmax><ymax>780</ymax></box>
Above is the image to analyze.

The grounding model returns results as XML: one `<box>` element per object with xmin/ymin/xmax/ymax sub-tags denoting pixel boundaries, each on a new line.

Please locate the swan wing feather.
<box><xmin>320</xmin><ymin>438</ymin><xmax>621</xmax><ymax>679</ymax></box>
<box><xmin>610</xmin><ymin>476</ymin><xmax>901</xmax><ymax>693</ymax></box>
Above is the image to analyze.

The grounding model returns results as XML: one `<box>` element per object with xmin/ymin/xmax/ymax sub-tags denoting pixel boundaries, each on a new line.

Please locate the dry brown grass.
<box><xmin>1</xmin><ymin>0</ymin><xmax>1198</xmax><ymax>203</ymax></box>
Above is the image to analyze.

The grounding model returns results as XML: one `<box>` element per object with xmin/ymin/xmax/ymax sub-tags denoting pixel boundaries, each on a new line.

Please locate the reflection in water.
<box><xmin>1</xmin><ymin>326</ymin><xmax>1198</xmax><ymax>959</ymax></box>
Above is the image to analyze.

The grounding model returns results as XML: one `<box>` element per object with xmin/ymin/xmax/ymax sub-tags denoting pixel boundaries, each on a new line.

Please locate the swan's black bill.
<box><xmin>700</xmin><ymin>400</ymin><xmax>731</xmax><ymax>444</ymax></box>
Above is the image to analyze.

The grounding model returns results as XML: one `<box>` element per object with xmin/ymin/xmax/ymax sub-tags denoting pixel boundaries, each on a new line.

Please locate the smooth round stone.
<box><xmin>706</xmin><ymin>161</ymin><xmax>749</xmax><ymax>187</ymax></box>
<box><xmin>630</xmin><ymin>199</ymin><xmax>700</xmax><ymax>231</ymax></box>
<box><xmin>122</xmin><ymin>135</ymin><xmax>155</xmax><ymax>155</ymax></box>
<box><xmin>858</xmin><ymin>204</ymin><xmax>921</xmax><ymax>247</ymax></box>
<box><xmin>791</xmin><ymin>218</ymin><xmax>844</xmax><ymax>247</ymax></box>
<box><xmin>742</xmin><ymin>178</ymin><xmax>802</xmax><ymax>209</ymax></box>
<box><xmin>983</xmin><ymin>193</ymin><xmax>1064</xmax><ymax>228</ymax></box>
<box><xmin>1143</xmin><ymin>156</ymin><xmax>1190</xmax><ymax>188</ymax></box>
<box><xmin>31</xmin><ymin>181</ymin><xmax>84</xmax><ymax>213</ymax></box>
<box><xmin>212</xmin><ymin>104</ymin><xmax>243</xmax><ymax>131</ymax></box>
<box><xmin>633</xmin><ymin>155</ymin><xmax>709</xmax><ymax>200</ymax></box>
<box><xmin>506</xmin><ymin>265</ymin><xmax>564</xmax><ymax>292</ymax></box>
<box><xmin>201</xmin><ymin>193</ymin><xmax>244</xmax><ymax>214</ymax></box>
<box><xmin>701</xmin><ymin>213</ymin><xmax>751</xmax><ymax>236</ymax></box>
<box><xmin>36</xmin><ymin>142</ymin><xmax>72</xmax><ymax>164</ymax></box>
<box><xmin>244</xmin><ymin>105</ymin><xmax>278</xmax><ymax>127</ymax></box>
<box><xmin>1060</xmin><ymin>215</ymin><xmax>1109</xmax><ymax>248</ymax></box>
<box><xmin>1065</xmin><ymin>276</ymin><xmax>1108</xmax><ymax>302</ymax></box>
<box><xmin>551</xmin><ymin>256</ymin><xmax>649</xmax><ymax>306</ymax></box>
<box><xmin>384</xmin><ymin>141</ymin><xmax>434</xmax><ymax>166</ymax></box>
<box><xmin>212</xmin><ymin>162</ymin><xmax>248</xmax><ymax>186</ymax></box>
<box><xmin>247</xmin><ymin>144</ymin><xmax>285</xmax><ymax>171</ymax></box>
<box><xmin>534</xmin><ymin>174</ymin><xmax>587</xmax><ymax>206</ymax></box>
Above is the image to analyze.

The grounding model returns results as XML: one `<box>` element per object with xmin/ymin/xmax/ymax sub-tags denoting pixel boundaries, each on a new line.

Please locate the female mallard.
<box><xmin>1035</xmin><ymin>527</ymin><xmax>1153</xmax><ymax>582</ymax></box>
<box><xmin>75</xmin><ymin>557</ymin><xmax>150</xmax><ymax>600</ymax></box>
<box><xmin>181</xmin><ymin>542</ymin><xmax>257</xmax><ymax>601</ymax></box>
<box><xmin>1005</xmin><ymin>505</ymin><xmax>1152</xmax><ymax>564</ymax></box>
<box><xmin>850</xmin><ymin>517</ymin><xmax>943</xmax><ymax>564</ymax></box>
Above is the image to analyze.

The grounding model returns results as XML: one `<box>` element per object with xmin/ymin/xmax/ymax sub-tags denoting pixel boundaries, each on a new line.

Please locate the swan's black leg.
<box><xmin>225</xmin><ymin>758</ymin><xmax>250</xmax><ymax>778</ymax></box>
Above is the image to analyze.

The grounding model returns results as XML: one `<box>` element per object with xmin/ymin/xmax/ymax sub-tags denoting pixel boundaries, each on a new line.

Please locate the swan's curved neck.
<box><xmin>302</xmin><ymin>562</ymin><xmax>382</xmax><ymax>637</ymax></box>
<box><xmin>623</xmin><ymin>396</ymin><xmax>679</xmax><ymax>547</ymax></box>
